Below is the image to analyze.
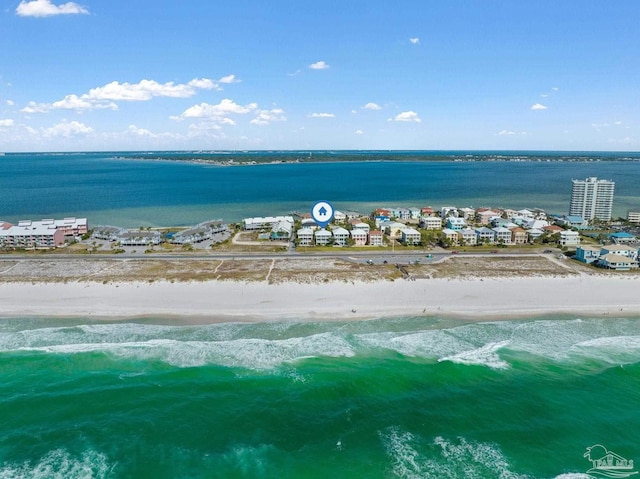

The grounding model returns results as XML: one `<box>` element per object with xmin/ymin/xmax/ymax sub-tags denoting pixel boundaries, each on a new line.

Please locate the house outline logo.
<box><xmin>583</xmin><ymin>444</ymin><xmax>638</xmax><ymax>478</ymax></box>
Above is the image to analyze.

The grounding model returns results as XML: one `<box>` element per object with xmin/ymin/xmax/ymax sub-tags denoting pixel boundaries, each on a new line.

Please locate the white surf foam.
<box><xmin>19</xmin><ymin>332</ymin><xmax>356</xmax><ymax>369</ymax></box>
<box><xmin>439</xmin><ymin>340</ymin><xmax>511</xmax><ymax>370</ymax></box>
<box><xmin>0</xmin><ymin>448</ymin><xmax>113</xmax><ymax>479</ymax></box>
<box><xmin>355</xmin><ymin>329</ymin><xmax>475</xmax><ymax>360</ymax></box>
<box><xmin>379</xmin><ymin>428</ymin><xmax>530</xmax><ymax>479</ymax></box>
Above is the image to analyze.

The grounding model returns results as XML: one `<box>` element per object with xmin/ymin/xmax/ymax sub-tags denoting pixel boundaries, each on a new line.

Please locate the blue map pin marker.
<box><xmin>311</xmin><ymin>200</ymin><xmax>334</xmax><ymax>228</ymax></box>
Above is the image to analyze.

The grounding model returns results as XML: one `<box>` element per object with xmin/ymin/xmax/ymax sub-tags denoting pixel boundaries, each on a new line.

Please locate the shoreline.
<box><xmin>2</xmin><ymin>275</ymin><xmax>639</xmax><ymax>323</ymax></box>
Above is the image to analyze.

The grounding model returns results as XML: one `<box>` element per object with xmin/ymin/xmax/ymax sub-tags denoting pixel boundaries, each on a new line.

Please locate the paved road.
<box><xmin>0</xmin><ymin>248</ymin><xmax>559</xmax><ymax>264</ymax></box>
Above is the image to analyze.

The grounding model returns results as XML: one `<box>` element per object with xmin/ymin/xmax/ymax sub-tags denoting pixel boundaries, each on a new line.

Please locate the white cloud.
<box><xmin>6</xmin><ymin>100</ymin><xmax>14</xmax><ymax>106</ymax></box>
<box><xmin>355</xmin><ymin>129</ymin><xmax>364</xmax><ymax>135</ymax></box>
<box><xmin>308</xmin><ymin>112</ymin><xmax>335</xmax><ymax>118</ymax></box>
<box><xmin>127</xmin><ymin>125</ymin><xmax>155</xmax><ymax>137</ymax></box>
<box><xmin>388</xmin><ymin>111</ymin><xmax>421</xmax><ymax>123</ymax></box>
<box><xmin>498</xmin><ymin>130</ymin><xmax>516</xmax><ymax>135</ymax></box>
<box><xmin>530</xmin><ymin>103</ymin><xmax>548</xmax><ymax>110</ymax></box>
<box><xmin>44</xmin><ymin>120</ymin><xmax>93</xmax><ymax>137</ymax></box>
<box><xmin>23</xmin><ymin>77</ymin><xmax>221</xmax><ymax>113</ymax></box>
<box><xmin>187</xmin><ymin>78</ymin><xmax>220</xmax><ymax>90</ymax></box>
<box><xmin>250</xmin><ymin>108</ymin><xmax>286</xmax><ymax>126</ymax></box>
<box><xmin>52</xmin><ymin>94</ymin><xmax>118</xmax><ymax>111</ymax></box>
<box><xmin>218</xmin><ymin>74</ymin><xmax>240</xmax><ymax>84</ymax></box>
<box><xmin>21</xmin><ymin>101</ymin><xmax>49</xmax><ymax>113</ymax></box>
<box><xmin>409</xmin><ymin>37</ymin><xmax>420</xmax><ymax>44</ymax></box>
<box><xmin>16</xmin><ymin>0</ymin><xmax>88</xmax><ymax>17</ymax></box>
<box><xmin>87</xmin><ymin>79</ymin><xmax>197</xmax><ymax>101</ymax></box>
<box><xmin>0</xmin><ymin>119</ymin><xmax>15</xmax><ymax>127</ymax></box>
<box><xmin>614</xmin><ymin>121</ymin><xmax>623</xmax><ymax>125</ymax></box>
<box><xmin>363</xmin><ymin>102</ymin><xmax>382</xmax><ymax>110</ymax></box>
<box><xmin>287</xmin><ymin>70</ymin><xmax>302</xmax><ymax>77</ymax></box>
<box><xmin>177</xmin><ymin>99</ymin><xmax>258</xmax><ymax>125</ymax></box>
<box><xmin>309</xmin><ymin>61</ymin><xmax>330</xmax><ymax>70</ymax></box>
<box><xmin>552</xmin><ymin>87</ymin><xmax>559</xmax><ymax>91</ymax></box>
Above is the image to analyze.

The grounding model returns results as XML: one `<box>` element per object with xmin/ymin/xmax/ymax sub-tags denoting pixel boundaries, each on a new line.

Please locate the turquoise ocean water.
<box><xmin>2</xmin><ymin>151</ymin><xmax>640</xmax><ymax>477</ymax></box>
<box><xmin>2</xmin><ymin>315</ymin><xmax>640</xmax><ymax>478</ymax></box>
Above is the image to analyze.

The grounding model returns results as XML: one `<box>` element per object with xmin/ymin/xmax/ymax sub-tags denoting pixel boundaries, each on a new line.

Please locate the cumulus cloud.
<box><xmin>388</xmin><ymin>111</ymin><xmax>421</xmax><ymax>123</ymax></box>
<box><xmin>16</xmin><ymin>0</ymin><xmax>88</xmax><ymax>17</ymax></box>
<box><xmin>127</xmin><ymin>125</ymin><xmax>155</xmax><ymax>137</ymax></box>
<box><xmin>309</xmin><ymin>61</ymin><xmax>330</xmax><ymax>70</ymax></box>
<box><xmin>0</xmin><ymin>119</ymin><xmax>15</xmax><ymax>127</ymax></box>
<box><xmin>363</xmin><ymin>102</ymin><xmax>382</xmax><ymax>110</ymax></box>
<box><xmin>22</xmin><ymin>77</ymin><xmax>228</xmax><ymax>112</ymax></box>
<box><xmin>44</xmin><ymin>120</ymin><xmax>93</xmax><ymax>137</ymax></box>
<box><xmin>218</xmin><ymin>74</ymin><xmax>240</xmax><ymax>84</ymax></box>
<box><xmin>176</xmin><ymin>99</ymin><xmax>258</xmax><ymax>126</ymax></box>
<box><xmin>308</xmin><ymin>112</ymin><xmax>335</xmax><ymax>118</ymax></box>
<box><xmin>355</xmin><ymin>129</ymin><xmax>364</xmax><ymax>135</ymax></box>
<box><xmin>530</xmin><ymin>103</ymin><xmax>548</xmax><ymax>110</ymax></box>
<box><xmin>250</xmin><ymin>108</ymin><xmax>286</xmax><ymax>126</ymax></box>
<box><xmin>52</xmin><ymin>94</ymin><xmax>117</xmax><ymax>111</ymax></box>
<box><xmin>498</xmin><ymin>130</ymin><xmax>516</xmax><ymax>135</ymax></box>
<box><xmin>6</xmin><ymin>100</ymin><xmax>14</xmax><ymax>106</ymax></box>
<box><xmin>409</xmin><ymin>37</ymin><xmax>420</xmax><ymax>44</ymax></box>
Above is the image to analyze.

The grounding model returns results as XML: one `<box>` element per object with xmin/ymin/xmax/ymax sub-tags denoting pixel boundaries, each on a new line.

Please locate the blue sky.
<box><xmin>0</xmin><ymin>0</ymin><xmax>638</xmax><ymax>151</ymax></box>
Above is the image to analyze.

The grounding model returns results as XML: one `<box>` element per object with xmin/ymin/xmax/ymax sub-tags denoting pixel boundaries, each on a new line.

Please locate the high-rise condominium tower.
<box><xmin>569</xmin><ymin>177</ymin><xmax>615</xmax><ymax>221</ymax></box>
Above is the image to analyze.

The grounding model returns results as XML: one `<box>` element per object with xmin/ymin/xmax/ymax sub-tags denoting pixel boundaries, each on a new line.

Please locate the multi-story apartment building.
<box><xmin>569</xmin><ymin>177</ymin><xmax>615</xmax><ymax>221</ymax></box>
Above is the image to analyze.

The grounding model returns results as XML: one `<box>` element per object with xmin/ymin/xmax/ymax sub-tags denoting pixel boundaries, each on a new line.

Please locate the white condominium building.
<box><xmin>569</xmin><ymin>177</ymin><xmax>615</xmax><ymax>221</ymax></box>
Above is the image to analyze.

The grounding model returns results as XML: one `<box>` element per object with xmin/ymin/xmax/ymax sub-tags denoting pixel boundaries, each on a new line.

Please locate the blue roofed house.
<box><xmin>446</xmin><ymin>217</ymin><xmax>466</xmax><ymax>230</ymax></box>
<box><xmin>575</xmin><ymin>245</ymin><xmax>602</xmax><ymax>264</ymax></box>
<box><xmin>610</xmin><ymin>232</ymin><xmax>637</xmax><ymax>244</ymax></box>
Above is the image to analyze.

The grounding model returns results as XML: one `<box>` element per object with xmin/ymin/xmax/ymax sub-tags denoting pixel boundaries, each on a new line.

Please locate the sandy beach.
<box><xmin>1</xmin><ymin>275</ymin><xmax>639</xmax><ymax>322</ymax></box>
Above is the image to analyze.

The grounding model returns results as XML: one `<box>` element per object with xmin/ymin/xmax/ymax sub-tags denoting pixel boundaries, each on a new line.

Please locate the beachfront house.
<box><xmin>493</xmin><ymin>227</ymin><xmax>512</xmax><ymax>245</ymax></box>
<box><xmin>446</xmin><ymin>217</ymin><xmax>466</xmax><ymax>230</ymax></box>
<box><xmin>92</xmin><ymin>225</ymin><xmax>125</xmax><ymax>242</ymax></box>
<box><xmin>350</xmin><ymin>221</ymin><xmax>370</xmax><ymax>233</ymax></box>
<box><xmin>314</xmin><ymin>229</ymin><xmax>332</xmax><ymax>246</ymax></box>
<box><xmin>332</xmin><ymin>227</ymin><xmax>350</xmax><ymax>246</ymax></box>
<box><xmin>475</xmin><ymin>227</ymin><xmax>495</xmax><ymax>244</ymax></box>
<box><xmin>350</xmin><ymin>228</ymin><xmax>368</xmax><ymax>246</ymax></box>
<box><xmin>297</xmin><ymin>228</ymin><xmax>314</xmax><ymax>246</ymax></box>
<box><xmin>409</xmin><ymin>207</ymin><xmax>421</xmax><ymax>220</ymax></box>
<box><xmin>401</xmin><ymin>227</ymin><xmax>421</xmax><ymax>245</ymax></box>
<box><xmin>459</xmin><ymin>228</ymin><xmax>477</xmax><ymax>246</ymax></box>
<box><xmin>600</xmin><ymin>245</ymin><xmax>638</xmax><ymax>261</ymax></box>
<box><xmin>442</xmin><ymin>228</ymin><xmax>460</xmax><ymax>245</ymax></box>
<box><xmin>476</xmin><ymin>209</ymin><xmax>500</xmax><ymax>225</ymax></box>
<box><xmin>243</xmin><ymin>216</ymin><xmax>294</xmax><ymax>231</ymax></box>
<box><xmin>559</xmin><ymin>230</ymin><xmax>580</xmax><ymax>247</ymax></box>
<box><xmin>270</xmin><ymin>220</ymin><xmax>293</xmax><ymax>241</ymax></box>
<box><xmin>440</xmin><ymin>206</ymin><xmax>458</xmax><ymax>218</ymax></box>
<box><xmin>510</xmin><ymin>227</ymin><xmax>527</xmax><ymax>245</ymax></box>
<box><xmin>597</xmin><ymin>253</ymin><xmax>638</xmax><ymax>271</ymax></box>
<box><xmin>333</xmin><ymin>211</ymin><xmax>347</xmax><ymax>223</ymax></box>
<box><xmin>575</xmin><ymin>246</ymin><xmax>602</xmax><ymax>264</ymax></box>
<box><xmin>610</xmin><ymin>232</ymin><xmax>637</xmax><ymax>244</ymax></box>
<box><xmin>527</xmin><ymin>228</ymin><xmax>545</xmax><ymax>242</ymax></box>
<box><xmin>420</xmin><ymin>216</ymin><xmax>442</xmax><ymax>230</ymax></box>
<box><xmin>368</xmin><ymin>230</ymin><xmax>383</xmax><ymax>246</ymax></box>
<box><xmin>458</xmin><ymin>207</ymin><xmax>476</xmax><ymax>220</ymax></box>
